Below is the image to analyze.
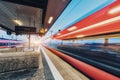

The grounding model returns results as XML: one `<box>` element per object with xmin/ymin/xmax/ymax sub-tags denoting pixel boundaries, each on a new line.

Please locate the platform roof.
<box><xmin>0</xmin><ymin>0</ymin><xmax>71</xmax><ymax>34</ymax></box>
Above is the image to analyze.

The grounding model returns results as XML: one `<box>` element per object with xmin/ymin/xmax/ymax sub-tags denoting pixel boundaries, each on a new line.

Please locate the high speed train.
<box><xmin>0</xmin><ymin>38</ymin><xmax>23</xmax><ymax>48</ymax></box>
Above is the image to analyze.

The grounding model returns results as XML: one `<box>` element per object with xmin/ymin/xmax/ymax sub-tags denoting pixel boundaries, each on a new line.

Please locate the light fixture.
<box><xmin>13</xmin><ymin>19</ymin><xmax>23</xmax><ymax>26</ymax></box>
<box><xmin>109</xmin><ymin>5</ymin><xmax>120</xmax><ymax>14</ymax></box>
<box><xmin>48</xmin><ymin>17</ymin><xmax>53</xmax><ymax>24</ymax></box>
<box><xmin>57</xmin><ymin>33</ymin><xmax>61</xmax><ymax>35</ymax></box>
<box><xmin>56</xmin><ymin>16</ymin><xmax>120</xmax><ymax>38</ymax></box>
<box><xmin>76</xmin><ymin>35</ymin><xmax>85</xmax><ymax>38</ymax></box>
<box><xmin>67</xmin><ymin>26</ymin><xmax>77</xmax><ymax>31</ymax></box>
<box><xmin>45</xmin><ymin>29</ymin><xmax>47</xmax><ymax>32</ymax></box>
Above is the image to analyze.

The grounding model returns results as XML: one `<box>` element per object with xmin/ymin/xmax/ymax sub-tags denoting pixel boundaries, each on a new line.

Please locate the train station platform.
<box><xmin>1</xmin><ymin>45</ymin><xmax>119</xmax><ymax>80</ymax></box>
<box><xmin>41</xmin><ymin>46</ymin><xmax>89</xmax><ymax>80</ymax></box>
<box><xmin>0</xmin><ymin>46</ymin><xmax>90</xmax><ymax>80</ymax></box>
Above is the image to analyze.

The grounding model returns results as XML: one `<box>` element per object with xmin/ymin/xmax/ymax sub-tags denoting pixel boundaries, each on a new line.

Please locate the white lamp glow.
<box><xmin>13</xmin><ymin>19</ymin><xmax>23</xmax><ymax>26</ymax></box>
<box><xmin>109</xmin><ymin>6</ymin><xmax>120</xmax><ymax>14</ymax></box>
<box><xmin>76</xmin><ymin>35</ymin><xmax>85</xmax><ymax>38</ymax></box>
<box><xmin>67</xmin><ymin>26</ymin><xmax>77</xmax><ymax>31</ymax></box>
<box><xmin>48</xmin><ymin>17</ymin><xmax>53</xmax><ymax>24</ymax></box>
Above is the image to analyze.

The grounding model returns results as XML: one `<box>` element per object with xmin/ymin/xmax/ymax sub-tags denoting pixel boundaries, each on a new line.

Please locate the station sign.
<box><xmin>15</xmin><ymin>26</ymin><xmax>36</xmax><ymax>34</ymax></box>
<box><xmin>39</xmin><ymin>27</ymin><xmax>45</xmax><ymax>37</ymax></box>
<box><xmin>40</xmin><ymin>27</ymin><xmax>45</xmax><ymax>34</ymax></box>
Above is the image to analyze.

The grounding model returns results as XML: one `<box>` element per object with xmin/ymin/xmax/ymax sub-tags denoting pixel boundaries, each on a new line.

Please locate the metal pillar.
<box><xmin>28</xmin><ymin>33</ymin><xmax>31</xmax><ymax>49</ymax></box>
<box><xmin>104</xmin><ymin>38</ymin><xmax>109</xmax><ymax>46</ymax></box>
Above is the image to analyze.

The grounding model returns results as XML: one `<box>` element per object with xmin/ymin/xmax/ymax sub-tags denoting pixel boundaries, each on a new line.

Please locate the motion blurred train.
<box><xmin>0</xmin><ymin>38</ymin><xmax>23</xmax><ymax>48</ymax></box>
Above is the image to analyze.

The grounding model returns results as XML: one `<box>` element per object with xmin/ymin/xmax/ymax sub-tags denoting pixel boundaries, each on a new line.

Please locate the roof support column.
<box><xmin>104</xmin><ymin>38</ymin><xmax>109</xmax><ymax>46</ymax></box>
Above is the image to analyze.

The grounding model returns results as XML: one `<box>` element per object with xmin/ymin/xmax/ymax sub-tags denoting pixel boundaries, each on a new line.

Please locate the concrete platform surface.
<box><xmin>0</xmin><ymin>46</ymin><xmax>90</xmax><ymax>80</ymax></box>
<box><xmin>42</xmin><ymin>47</ymin><xmax>89</xmax><ymax>80</ymax></box>
<box><xmin>0</xmin><ymin>51</ymin><xmax>45</xmax><ymax>80</ymax></box>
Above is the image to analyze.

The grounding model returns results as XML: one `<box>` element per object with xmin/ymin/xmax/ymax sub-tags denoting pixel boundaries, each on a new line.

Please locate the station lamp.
<box><xmin>76</xmin><ymin>35</ymin><xmax>85</xmax><ymax>38</ymax></box>
<box><xmin>67</xmin><ymin>26</ymin><xmax>77</xmax><ymax>31</ymax></box>
<box><xmin>45</xmin><ymin>28</ymin><xmax>48</xmax><ymax>32</ymax></box>
<box><xmin>109</xmin><ymin>5</ymin><xmax>120</xmax><ymax>14</ymax></box>
<box><xmin>57</xmin><ymin>33</ymin><xmax>61</xmax><ymax>35</ymax></box>
<box><xmin>13</xmin><ymin>19</ymin><xmax>23</xmax><ymax>26</ymax></box>
<box><xmin>48</xmin><ymin>17</ymin><xmax>53</xmax><ymax>24</ymax></box>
